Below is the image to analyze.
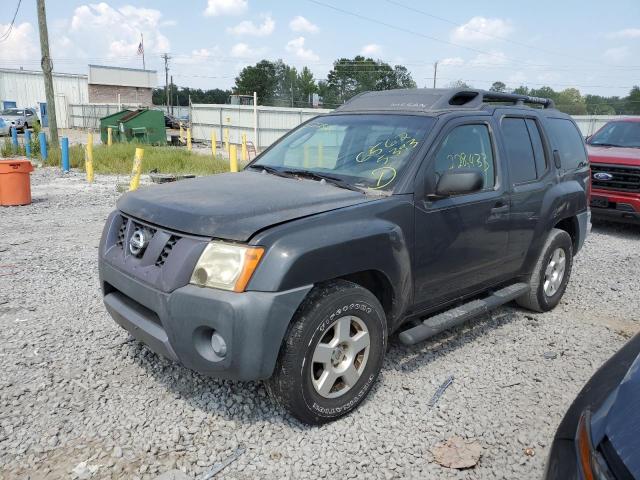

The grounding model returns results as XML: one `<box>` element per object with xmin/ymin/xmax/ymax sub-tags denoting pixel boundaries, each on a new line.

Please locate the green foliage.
<box><xmin>447</xmin><ymin>80</ymin><xmax>471</xmax><ymax>89</ymax></box>
<box><xmin>153</xmin><ymin>85</ymin><xmax>231</xmax><ymax>106</ymax></box>
<box><xmin>43</xmin><ymin>143</ymin><xmax>229</xmax><ymax>175</ymax></box>
<box><xmin>490</xmin><ymin>81</ymin><xmax>506</xmax><ymax>93</ymax></box>
<box><xmin>234</xmin><ymin>60</ymin><xmax>278</xmax><ymax>104</ymax></box>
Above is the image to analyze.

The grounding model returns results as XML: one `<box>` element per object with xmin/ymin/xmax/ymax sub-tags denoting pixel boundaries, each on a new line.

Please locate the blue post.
<box><xmin>24</xmin><ymin>129</ymin><xmax>31</xmax><ymax>158</ymax></box>
<box><xmin>39</xmin><ymin>131</ymin><xmax>48</xmax><ymax>161</ymax></box>
<box><xmin>61</xmin><ymin>137</ymin><xmax>69</xmax><ymax>172</ymax></box>
<box><xmin>11</xmin><ymin>127</ymin><xmax>18</xmax><ymax>150</ymax></box>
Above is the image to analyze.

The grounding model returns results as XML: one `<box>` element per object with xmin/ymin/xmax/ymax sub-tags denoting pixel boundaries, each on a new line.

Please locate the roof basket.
<box><xmin>335</xmin><ymin>88</ymin><xmax>556</xmax><ymax>113</ymax></box>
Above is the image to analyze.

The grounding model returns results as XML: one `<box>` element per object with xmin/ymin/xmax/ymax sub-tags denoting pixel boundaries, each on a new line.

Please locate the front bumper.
<box><xmin>590</xmin><ymin>189</ymin><xmax>640</xmax><ymax>225</ymax></box>
<box><xmin>100</xmin><ymin>259</ymin><xmax>311</xmax><ymax>381</ymax></box>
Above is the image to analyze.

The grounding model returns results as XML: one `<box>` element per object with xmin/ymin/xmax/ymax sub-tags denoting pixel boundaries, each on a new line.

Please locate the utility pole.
<box><xmin>433</xmin><ymin>61</ymin><xmax>438</xmax><ymax>89</ymax></box>
<box><xmin>170</xmin><ymin>75</ymin><xmax>174</xmax><ymax>115</ymax></box>
<box><xmin>36</xmin><ymin>0</ymin><xmax>58</xmax><ymax>149</ymax></box>
<box><xmin>162</xmin><ymin>53</ymin><xmax>170</xmax><ymax>114</ymax></box>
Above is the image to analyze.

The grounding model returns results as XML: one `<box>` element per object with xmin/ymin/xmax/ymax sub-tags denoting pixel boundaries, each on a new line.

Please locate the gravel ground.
<box><xmin>1</xmin><ymin>167</ymin><xmax>639</xmax><ymax>480</ymax></box>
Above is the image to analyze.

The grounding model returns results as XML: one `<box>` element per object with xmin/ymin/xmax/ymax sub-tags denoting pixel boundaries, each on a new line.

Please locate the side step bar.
<box><xmin>398</xmin><ymin>283</ymin><xmax>529</xmax><ymax>346</ymax></box>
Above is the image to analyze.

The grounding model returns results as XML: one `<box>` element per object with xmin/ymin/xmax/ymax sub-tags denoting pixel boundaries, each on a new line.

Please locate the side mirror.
<box><xmin>432</xmin><ymin>169</ymin><xmax>484</xmax><ymax>198</ymax></box>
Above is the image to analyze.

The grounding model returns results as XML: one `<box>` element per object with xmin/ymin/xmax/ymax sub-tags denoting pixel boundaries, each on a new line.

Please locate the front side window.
<box><xmin>433</xmin><ymin>124</ymin><xmax>496</xmax><ymax>190</ymax></box>
<box><xmin>588</xmin><ymin>121</ymin><xmax>640</xmax><ymax>148</ymax></box>
<box><xmin>252</xmin><ymin>114</ymin><xmax>435</xmax><ymax>191</ymax></box>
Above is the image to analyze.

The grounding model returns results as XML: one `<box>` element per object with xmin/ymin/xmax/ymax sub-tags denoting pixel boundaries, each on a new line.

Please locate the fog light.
<box><xmin>210</xmin><ymin>332</ymin><xmax>227</xmax><ymax>357</ymax></box>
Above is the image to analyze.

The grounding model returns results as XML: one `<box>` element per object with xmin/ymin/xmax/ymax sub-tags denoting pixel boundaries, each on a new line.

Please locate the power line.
<box><xmin>384</xmin><ymin>0</ymin><xmax>608</xmax><ymax>67</ymax></box>
<box><xmin>305</xmin><ymin>0</ymin><xmax>640</xmax><ymax>70</ymax></box>
<box><xmin>0</xmin><ymin>0</ymin><xmax>22</xmax><ymax>43</ymax></box>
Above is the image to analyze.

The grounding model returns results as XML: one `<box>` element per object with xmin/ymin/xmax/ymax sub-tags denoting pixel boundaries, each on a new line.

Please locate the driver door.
<box><xmin>413</xmin><ymin>117</ymin><xmax>511</xmax><ymax>311</ymax></box>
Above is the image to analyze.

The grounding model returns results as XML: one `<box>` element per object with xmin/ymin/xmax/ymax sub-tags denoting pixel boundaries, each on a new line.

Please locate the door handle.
<box><xmin>491</xmin><ymin>201</ymin><xmax>508</xmax><ymax>213</ymax></box>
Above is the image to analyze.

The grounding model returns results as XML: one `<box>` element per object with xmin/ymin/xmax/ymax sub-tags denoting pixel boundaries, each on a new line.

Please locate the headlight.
<box><xmin>190</xmin><ymin>241</ymin><xmax>264</xmax><ymax>292</ymax></box>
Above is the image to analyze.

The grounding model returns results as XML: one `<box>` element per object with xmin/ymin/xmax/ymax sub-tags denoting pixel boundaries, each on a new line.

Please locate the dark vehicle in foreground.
<box><xmin>99</xmin><ymin>88</ymin><xmax>590</xmax><ymax>424</ymax></box>
<box><xmin>587</xmin><ymin>118</ymin><xmax>640</xmax><ymax>224</ymax></box>
<box><xmin>545</xmin><ymin>333</ymin><xmax>640</xmax><ymax>480</ymax></box>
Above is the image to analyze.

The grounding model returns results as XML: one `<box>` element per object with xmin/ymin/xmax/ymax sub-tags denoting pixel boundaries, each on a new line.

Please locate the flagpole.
<box><xmin>141</xmin><ymin>33</ymin><xmax>146</xmax><ymax>70</ymax></box>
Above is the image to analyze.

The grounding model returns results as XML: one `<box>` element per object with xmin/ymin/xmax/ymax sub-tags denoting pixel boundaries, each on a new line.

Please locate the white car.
<box><xmin>0</xmin><ymin>117</ymin><xmax>10</xmax><ymax>136</ymax></box>
<box><xmin>0</xmin><ymin>107</ymin><xmax>39</xmax><ymax>131</ymax></box>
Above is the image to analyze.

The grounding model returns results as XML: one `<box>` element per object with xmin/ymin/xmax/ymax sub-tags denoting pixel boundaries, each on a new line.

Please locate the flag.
<box><xmin>137</xmin><ymin>41</ymin><xmax>144</xmax><ymax>55</ymax></box>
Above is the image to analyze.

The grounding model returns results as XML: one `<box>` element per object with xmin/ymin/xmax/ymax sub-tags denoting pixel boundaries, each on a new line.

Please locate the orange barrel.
<box><xmin>0</xmin><ymin>159</ymin><xmax>34</xmax><ymax>206</ymax></box>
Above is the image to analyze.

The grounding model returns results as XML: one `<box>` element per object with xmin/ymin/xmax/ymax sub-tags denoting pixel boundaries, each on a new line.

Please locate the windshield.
<box><xmin>1</xmin><ymin>109</ymin><xmax>22</xmax><ymax>115</ymax></box>
<box><xmin>252</xmin><ymin>114</ymin><xmax>435</xmax><ymax>191</ymax></box>
<box><xmin>588</xmin><ymin>121</ymin><xmax>640</xmax><ymax>148</ymax></box>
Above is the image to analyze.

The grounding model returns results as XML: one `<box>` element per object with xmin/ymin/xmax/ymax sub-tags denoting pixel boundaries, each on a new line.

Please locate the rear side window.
<box><xmin>502</xmin><ymin>118</ymin><xmax>537</xmax><ymax>184</ymax></box>
<box><xmin>526</xmin><ymin>119</ymin><xmax>547</xmax><ymax>176</ymax></box>
<box><xmin>546</xmin><ymin>118</ymin><xmax>587</xmax><ymax>170</ymax></box>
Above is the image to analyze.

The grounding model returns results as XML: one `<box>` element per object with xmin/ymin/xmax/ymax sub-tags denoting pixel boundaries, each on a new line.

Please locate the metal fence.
<box><xmin>65</xmin><ymin>101</ymin><xmax>638</xmax><ymax>147</ymax></box>
<box><xmin>190</xmin><ymin>103</ymin><xmax>332</xmax><ymax>149</ymax></box>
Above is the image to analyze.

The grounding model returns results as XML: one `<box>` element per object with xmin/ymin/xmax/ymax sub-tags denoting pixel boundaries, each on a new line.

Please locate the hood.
<box><xmin>587</xmin><ymin>145</ymin><xmax>640</xmax><ymax>167</ymax></box>
<box><xmin>591</xmin><ymin>352</ymin><xmax>640</xmax><ymax>475</ymax></box>
<box><xmin>1</xmin><ymin>115</ymin><xmax>22</xmax><ymax>121</ymax></box>
<box><xmin>117</xmin><ymin>170</ymin><xmax>375</xmax><ymax>241</ymax></box>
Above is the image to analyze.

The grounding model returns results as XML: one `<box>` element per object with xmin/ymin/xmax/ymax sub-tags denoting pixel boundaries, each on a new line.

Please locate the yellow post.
<box><xmin>86</xmin><ymin>132</ymin><xmax>94</xmax><ymax>183</ymax></box>
<box><xmin>317</xmin><ymin>143</ymin><xmax>324</xmax><ymax>168</ymax></box>
<box><xmin>187</xmin><ymin>128</ymin><xmax>192</xmax><ymax>151</ymax></box>
<box><xmin>241</xmin><ymin>133</ymin><xmax>248</xmax><ymax>162</ymax></box>
<box><xmin>303</xmin><ymin>144</ymin><xmax>310</xmax><ymax>168</ymax></box>
<box><xmin>129</xmin><ymin>148</ymin><xmax>144</xmax><ymax>191</ymax></box>
<box><xmin>229</xmin><ymin>144</ymin><xmax>238</xmax><ymax>173</ymax></box>
<box><xmin>107</xmin><ymin>127</ymin><xmax>113</xmax><ymax>147</ymax></box>
<box><xmin>211</xmin><ymin>130</ymin><xmax>217</xmax><ymax>157</ymax></box>
<box><xmin>224</xmin><ymin>128</ymin><xmax>230</xmax><ymax>154</ymax></box>
<box><xmin>179</xmin><ymin>122</ymin><xmax>184</xmax><ymax>142</ymax></box>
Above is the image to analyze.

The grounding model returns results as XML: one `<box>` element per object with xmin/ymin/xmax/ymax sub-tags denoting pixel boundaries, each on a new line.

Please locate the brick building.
<box><xmin>88</xmin><ymin>65</ymin><xmax>156</xmax><ymax>106</ymax></box>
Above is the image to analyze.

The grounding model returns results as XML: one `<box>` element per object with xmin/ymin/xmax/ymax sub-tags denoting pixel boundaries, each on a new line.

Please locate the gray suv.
<box><xmin>99</xmin><ymin>88</ymin><xmax>590</xmax><ymax>424</ymax></box>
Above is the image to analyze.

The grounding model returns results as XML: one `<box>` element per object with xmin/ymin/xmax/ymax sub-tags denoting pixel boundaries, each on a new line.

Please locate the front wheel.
<box><xmin>517</xmin><ymin>228</ymin><xmax>573</xmax><ymax>312</ymax></box>
<box><xmin>267</xmin><ymin>280</ymin><xmax>387</xmax><ymax>425</ymax></box>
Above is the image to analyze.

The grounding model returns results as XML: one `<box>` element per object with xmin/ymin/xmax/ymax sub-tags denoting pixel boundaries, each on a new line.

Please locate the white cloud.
<box><xmin>286</xmin><ymin>36</ymin><xmax>319</xmax><ymax>62</ymax></box>
<box><xmin>174</xmin><ymin>47</ymin><xmax>221</xmax><ymax>65</ymax></box>
<box><xmin>606</xmin><ymin>28</ymin><xmax>640</xmax><ymax>39</ymax></box>
<box><xmin>289</xmin><ymin>16</ymin><xmax>319</xmax><ymax>33</ymax></box>
<box><xmin>440</xmin><ymin>57</ymin><xmax>464</xmax><ymax>67</ymax></box>
<box><xmin>230</xmin><ymin>42</ymin><xmax>265</xmax><ymax>58</ymax></box>
<box><xmin>361</xmin><ymin>44</ymin><xmax>382</xmax><ymax>56</ymax></box>
<box><xmin>228</xmin><ymin>15</ymin><xmax>275</xmax><ymax>36</ymax></box>
<box><xmin>204</xmin><ymin>0</ymin><xmax>247</xmax><ymax>16</ymax></box>
<box><xmin>0</xmin><ymin>22</ymin><xmax>38</xmax><ymax>62</ymax></box>
<box><xmin>69</xmin><ymin>3</ymin><xmax>170</xmax><ymax>59</ymax></box>
<box><xmin>469</xmin><ymin>51</ymin><xmax>508</xmax><ymax>67</ymax></box>
<box><xmin>451</xmin><ymin>17</ymin><xmax>512</xmax><ymax>43</ymax></box>
<box><xmin>507</xmin><ymin>71</ymin><xmax>527</xmax><ymax>85</ymax></box>
<box><xmin>603</xmin><ymin>46</ymin><xmax>630</xmax><ymax>63</ymax></box>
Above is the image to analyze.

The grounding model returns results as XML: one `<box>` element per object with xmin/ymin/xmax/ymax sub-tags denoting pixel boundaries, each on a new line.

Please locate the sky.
<box><xmin>1</xmin><ymin>0</ymin><xmax>639</xmax><ymax>98</ymax></box>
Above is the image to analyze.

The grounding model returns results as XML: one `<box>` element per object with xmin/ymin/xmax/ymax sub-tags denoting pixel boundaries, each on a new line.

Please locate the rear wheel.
<box><xmin>517</xmin><ymin>228</ymin><xmax>573</xmax><ymax>312</ymax></box>
<box><xmin>267</xmin><ymin>280</ymin><xmax>387</xmax><ymax>424</ymax></box>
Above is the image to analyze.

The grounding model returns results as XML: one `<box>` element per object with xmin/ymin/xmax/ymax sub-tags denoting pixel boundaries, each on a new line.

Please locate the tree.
<box><xmin>555</xmin><ymin>88</ymin><xmax>587</xmax><ymax>115</ymax></box>
<box><xmin>512</xmin><ymin>85</ymin><xmax>530</xmax><ymax>95</ymax></box>
<box><xmin>447</xmin><ymin>80</ymin><xmax>471</xmax><ymax>89</ymax></box>
<box><xmin>490</xmin><ymin>81</ymin><xmax>506</xmax><ymax>93</ymax></box>
<box><xmin>626</xmin><ymin>86</ymin><xmax>640</xmax><ymax>114</ymax></box>
<box><xmin>324</xmin><ymin>56</ymin><xmax>417</xmax><ymax>104</ymax></box>
<box><xmin>234</xmin><ymin>60</ymin><xmax>278</xmax><ymax>103</ymax></box>
<box><xmin>297</xmin><ymin>67</ymin><xmax>318</xmax><ymax>106</ymax></box>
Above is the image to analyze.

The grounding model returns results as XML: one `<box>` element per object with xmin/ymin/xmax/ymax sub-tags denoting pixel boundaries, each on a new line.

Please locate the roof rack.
<box><xmin>335</xmin><ymin>88</ymin><xmax>556</xmax><ymax>113</ymax></box>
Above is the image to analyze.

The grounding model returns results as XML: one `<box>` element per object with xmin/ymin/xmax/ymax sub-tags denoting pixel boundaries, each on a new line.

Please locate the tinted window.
<box><xmin>502</xmin><ymin>118</ymin><xmax>537</xmax><ymax>184</ymax></box>
<box><xmin>546</xmin><ymin>118</ymin><xmax>587</xmax><ymax>170</ymax></box>
<box><xmin>434</xmin><ymin>124</ymin><xmax>495</xmax><ymax>190</ymax></box>
<box><xmin>254</xmin><ymin>114</ymin><xmax>435</xmax><ymax>191</ymax></box>
<box><xmin>588</xmin><ymin>121</ymin><xmax>640</xmax><ymax>148</ymax></box>
<box><xmin>526</xmin><ymin>118</ymin><xmax>547</xmax><ymax>176</ymax></box>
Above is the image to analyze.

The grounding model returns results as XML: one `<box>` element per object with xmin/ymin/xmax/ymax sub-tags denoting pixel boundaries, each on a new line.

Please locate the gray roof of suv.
<box><xmin>334</xmin><ymin>88</ymin><xmax>556</xmax><ymax>114</ymax></box>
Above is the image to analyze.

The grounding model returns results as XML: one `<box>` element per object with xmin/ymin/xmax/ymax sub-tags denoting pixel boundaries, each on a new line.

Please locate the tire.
<box><xmin>516</xmin><ymin>228</ymin><xmax>573</xmax><ymax>312</ymax></box>
<box><xmin>267</xmin><ymin>280</ymin><xmax>387</xmax><ymax>425</ymax></box>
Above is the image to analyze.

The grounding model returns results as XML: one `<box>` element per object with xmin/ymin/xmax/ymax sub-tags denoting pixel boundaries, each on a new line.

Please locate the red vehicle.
<box><xmin>587</xmin><ymin>118</ymin><xmax>640</xmax><ymax>224</ymax></box>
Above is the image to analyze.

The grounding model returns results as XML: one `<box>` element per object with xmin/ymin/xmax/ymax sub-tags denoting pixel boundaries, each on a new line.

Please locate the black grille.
<box><xmin>155</xmin><ymin>235</ymin><xmax>178</xmax><ymax>267</ymax></box>
<box><xmin>116</xmin><ymin>218</ymin><xmax>128</xmax><ymax>248</ymax></box>
<box><xmin>592</xmin><ymin>164</ymin><xmax>640</xmax><ymax>193</ymax></box>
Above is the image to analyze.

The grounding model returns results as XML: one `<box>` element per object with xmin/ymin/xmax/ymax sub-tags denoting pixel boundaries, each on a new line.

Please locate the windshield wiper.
<box><xmin>247</xmin><ymin>164</ymin><xmax>295</xmax><ymax>178</ymax></box>
<box><xmin>282</xmin><ymin>169</ymin><xmax>365</xmax><ymax>193</ymax></box>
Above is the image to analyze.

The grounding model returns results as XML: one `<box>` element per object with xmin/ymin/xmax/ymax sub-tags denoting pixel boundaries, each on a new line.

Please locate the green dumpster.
<box><xmin>99</xmin><ymin>108</ymin><xmax>166</xmax><ymax>145</ymax></box>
